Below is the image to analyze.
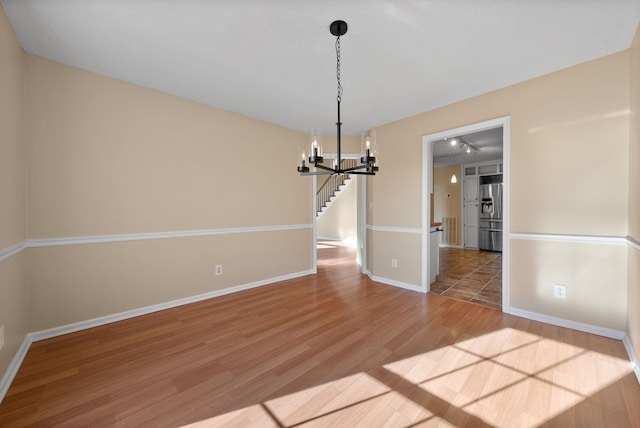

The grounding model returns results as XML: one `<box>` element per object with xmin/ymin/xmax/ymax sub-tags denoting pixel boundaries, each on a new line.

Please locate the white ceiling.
<box><xmin>2</xmin><ymin>0</ymin><xmax>639</xmax><ymax>136</ymax></box>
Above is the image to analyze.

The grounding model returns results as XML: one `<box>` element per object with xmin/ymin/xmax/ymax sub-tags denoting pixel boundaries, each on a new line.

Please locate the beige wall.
<box><xmin>628</xmin><ymin>25</ymin><xmax>640</xmax><ymax>364</ymax></box>
<box><xmin>511</xmin><ymin>239</ymin><xmax>627</xmax><ymax>329</ymax></box>
<box><xmin>630</xmin><ymin>27</ymin><xmax>640</xmax><ymax>242</ymax></box>
<box><xmin>0</xmin><ymin>7</ymin><xmax>29</xmax><ymax>377</ymax></box>
<box><xmin>317</xmin><ymin>179</ymin><xmax>357</xmax><ymax>242</ymax></box>
<box><xmin>24</xmin><ymin>55</ymin><xmax>313</xmax><ymax>330</ymax></box>
<box><xmin>0</xmin><ymin>8</ymin><xmax>24</xmax><ymax>248</ymax></box>
<box><xmin>370</xmin><ymin>50</ymin><xmax>631</xmax><ymax>330</ymax></box>
<box><xmin>370</xmin><ymin>231</ymin><xmax>422</xmax><ymax>287</ymax></box>
<box><xmin>28</xmin><ymin>229</ymin><xmax>309</xmax><ymax>330</ymax></box>
<box><xmin>433</xmin><ymin>165</ymin><xmax>462</xmax><ymax>246</ymax></box>
<box><xmin>25</xmin><ymin>56</ymin><xmax>311</xmax><ymax>237</ymax></box>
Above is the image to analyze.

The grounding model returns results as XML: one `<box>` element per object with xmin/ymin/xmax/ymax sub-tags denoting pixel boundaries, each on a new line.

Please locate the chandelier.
<box><xmin>297</xmin><ymin>20</ymin><xmax>379</xmax><ymax>176</ymax></box>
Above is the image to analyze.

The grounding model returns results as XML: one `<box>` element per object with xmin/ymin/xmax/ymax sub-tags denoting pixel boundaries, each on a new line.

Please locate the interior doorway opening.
<box><xmin>422</xmin><ymin>117</ymin><xmax>511</xmax><ymax>312</ymax></box>
<box><xmin>312</xmin><ymin>155</ymin><xmax>367</xmax><ymax>275</ymax></box>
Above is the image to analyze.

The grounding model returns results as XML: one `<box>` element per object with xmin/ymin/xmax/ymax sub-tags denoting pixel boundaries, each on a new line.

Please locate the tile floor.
<box><xmin>429</xmin><ymin>247</ymin><xmax>502</xmax><ymax>310</ymax></box>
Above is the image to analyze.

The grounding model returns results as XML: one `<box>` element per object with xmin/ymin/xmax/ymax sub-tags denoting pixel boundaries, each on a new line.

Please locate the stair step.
<box><xmin>316</xmin><ymin>168</ymin><xmax>356</xmax><ymax>219</ymax></box>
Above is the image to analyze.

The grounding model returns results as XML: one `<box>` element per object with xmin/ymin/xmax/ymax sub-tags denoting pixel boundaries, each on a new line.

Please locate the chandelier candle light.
<box><xmin>297</xmin><ymin>20</ymin><xmax>379</xmax><ymax>176</ymax></box>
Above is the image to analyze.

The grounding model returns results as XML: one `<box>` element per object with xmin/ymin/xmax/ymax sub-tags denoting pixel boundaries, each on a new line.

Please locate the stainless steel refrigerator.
<box><xmin>478</xmin><ymin>175</ymin><xmax>503</xmax><ymax>252</ymax></box>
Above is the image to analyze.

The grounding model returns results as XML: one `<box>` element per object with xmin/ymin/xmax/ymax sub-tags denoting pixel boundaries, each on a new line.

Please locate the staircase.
<box><xmin>316</xmin><ymin>159</ymin><xmax>357</xmax><ymax>218</ymax></box>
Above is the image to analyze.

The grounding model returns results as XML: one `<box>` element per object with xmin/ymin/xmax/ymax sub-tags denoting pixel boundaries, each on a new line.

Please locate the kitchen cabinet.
<box><xmin>463</xmin><ymin>175</ymin><xmax>478</xmax><ymax>249</ymax></box>
<box><xmin>464</xmin><ymin>176</ymin><xmax>478</xmax><ymax>202</ymax></box>
<box><xmin>464</xmin><ymin>220</ymin><xmax>478</xmax><ymax>248</ymax></box>
<box><xmin>463</xmin><ymin>198</ymin><xmax>478</xmax><ymax>249</ymax></box>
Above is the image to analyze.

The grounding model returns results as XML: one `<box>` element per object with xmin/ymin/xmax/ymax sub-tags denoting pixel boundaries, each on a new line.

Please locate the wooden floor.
<box><xmin>1</xmin><ymin>242</ymin><xmax>639</xmax><ymax>427</ymax></box>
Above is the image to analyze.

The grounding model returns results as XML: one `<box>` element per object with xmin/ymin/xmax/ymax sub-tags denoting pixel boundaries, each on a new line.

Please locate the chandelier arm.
<box><xmin>346</xmin><ymin>170</ymin><xmax>377</xmax><ymax>176</ymax></box>
<box><xmin>315</xmin><ymin>164</ymin><xmax>337</xmax><ymax>172</ymax></box>
<box><xmin>299</xmin><ymin>171</ymin><xmax>334</xmax><ymax>176</ymax></box>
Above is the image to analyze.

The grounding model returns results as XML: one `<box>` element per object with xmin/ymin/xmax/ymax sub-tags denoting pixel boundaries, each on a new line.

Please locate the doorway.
<box><xmin>421</xmin><ymin>117</ymin><xmax>511</xmax><ymax>312</ymax></box>
<box><xmin>312</xmin><ymin>155</ymin><xmax>367</xmax><ymax>274</ymax></box>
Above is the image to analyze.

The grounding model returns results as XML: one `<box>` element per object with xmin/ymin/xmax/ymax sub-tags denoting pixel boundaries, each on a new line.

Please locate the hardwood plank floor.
<box><xmin>1</xmin><ymin>242</ymin><xmax>638</xmax><ymax>427</ymax></box>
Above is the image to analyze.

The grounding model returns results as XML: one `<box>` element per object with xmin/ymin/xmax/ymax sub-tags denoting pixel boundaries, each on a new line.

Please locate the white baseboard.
<box><xmin>366</xmin><ymin>271</ymin><xmax>424</xmax><ymax>293</ymax></box>
<box><xmin>508</xmin><ymin>307</ymin><xmax>625</xmax><ymax>340</ymax></box>
<box><xmin>623</xmin><ymin>335</ymin><xmax>640</xmax><ymax>384</ymax></box>
<box><xmin>0</xmin><ymin>240</ymin><xmax>27</xmax><ymax>262</ymax></box>
<box><xmin>29</xmin><ymin>269</ymin><xmax>313</xmax><ymax>342</ymax></box>
<box><xmin>0</xmin><ymin>269</ymin><xmax>313</xmax><ymax>404</ymax></box>
<box><xmin>0</xmin><ymin>336</ymin><xmax>32</xmax><ymax>404</ymax></box>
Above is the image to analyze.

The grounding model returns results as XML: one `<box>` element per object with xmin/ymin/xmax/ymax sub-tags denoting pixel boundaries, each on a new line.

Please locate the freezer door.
<box><xmin>479</xmin><ymin>183</ymin><xmax>503</xmax><ymax>220</ymax></box>
<box><xmin>479</xmin><ymin>229</ymin><xmax>502</xmax><ymax>252</ymax></box>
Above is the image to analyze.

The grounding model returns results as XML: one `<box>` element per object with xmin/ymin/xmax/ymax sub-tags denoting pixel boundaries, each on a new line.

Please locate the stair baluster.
<box><xmin>316</xmin><ymin>158</ymin><xmax>357</xmax><ymax>217</ymax></box>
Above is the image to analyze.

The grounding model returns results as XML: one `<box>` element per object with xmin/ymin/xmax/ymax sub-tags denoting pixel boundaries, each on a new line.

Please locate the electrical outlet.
<box><xmin>0</xmin><ymin>325</ymin><xmax>4</xmax><ymax>351</ymax></box>
<box><xmin>215</xmin><ymin>264</ymin><xmax>223</xmax><ymax>276</ymax></box>
<box><xmin>391</xmin><ymin>258</ymin><xmax>398</xmax><ymax>268</ymax></box>
<box><xmin>554</xmin><ymin>284</ymin><xmax>567</xmax><ymax>299</ymax></box>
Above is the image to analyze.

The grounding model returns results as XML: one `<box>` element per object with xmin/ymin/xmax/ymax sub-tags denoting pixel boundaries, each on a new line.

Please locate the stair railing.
<box><xmin>316</xmin><ymin>158</ymin><xmax>358</xmax><ymax>216</ymax></box>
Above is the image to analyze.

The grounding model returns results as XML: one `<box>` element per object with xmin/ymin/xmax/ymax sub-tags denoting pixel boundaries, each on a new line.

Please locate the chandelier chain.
<box><xmin>336</xmin><ymin>36</ymin><xmax>342</xmax><ymax>102</ymax></box>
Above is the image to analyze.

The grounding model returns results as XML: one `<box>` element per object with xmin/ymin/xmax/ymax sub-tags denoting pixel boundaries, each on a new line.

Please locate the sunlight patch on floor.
<box><xmin>385</xmin><ymin>328</ymin><xmax>632</xmax><ymax>427</ymax></box>
<box><xmin>181</xmin><ymin>328</ymin><xmax>634</xmax><ymax>427</ymax></box>
<box><xmin>264</xmin><ymin>372</ymin><xmax>391</xmax><ymax>425</ymax></box>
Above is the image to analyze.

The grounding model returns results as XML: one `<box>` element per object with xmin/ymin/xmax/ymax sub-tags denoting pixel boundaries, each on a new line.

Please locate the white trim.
<box><xmin>5</xmin><ymin>229</ymin><xmax>635</xmax><ymax>253</ymax></box>
<box><xmin>357</xmin><ymin>175</ymin><xmax>367</xmax><ymax>273</ymax></box>
<box><xmin>512</xmin><ymin>233</ymin><xmax>627</xmax><ymax>246</ymax></box>
<box><xmin>28</xmin><ymin>224</ymin><xmax>312</xmax><ymax>248</ymax></box>
<box><xmin>623</xmin><ymin>335</ymin><xmax>640</xmax><ymax>384</ymax></box>
<box><xmin>366</xmin><ymin>225</ymin><xmax>421</xmax><ymax>234</ymax></box>
<box><xmin>1</xmin><ymin>226</ymin><xmax>314</xmax><ymax>256</ymax></box>
<box><xmin>28</xmin><ymin>269</ymin><xmax>313</xmax><ymax>342</ymax></box>
<box><xmin>366</xmin><ymin>271</ymin><xmax>423</xmax><ymax>293</ymax></box>
<box><xmin>421</xmin><ymin>137</ymin><xmax>432</xmax><ymax>293</ymax></box>
<box><xmin>508</xmin><ymin>307</ymin><xmax>625</xmax><ymax>340</ymax></box>
<box><xmin>422</xmin><ymin>116</ymin><xmax>511</xmax><ymax>309</ymax></box>
<box><xmin>320</xmin><ymin>153</ymin><xmax>362</xmax><ymax>160</ymax></box>
<box><xmin>501</xmin><ymin>118</ymin><xmax>511</xmax><ymax>312</ymax></box>
<box><xmin>0</xmin><ymin>336</ymin><xmax>31</xmax><ymax>404</ymax></box>
<box><xmin>0</xmin><ymin>240</ymin><xmax>27</xmax><ymax>262</ymax></box>
<box><xmin>316</xmin><ymin>236</ymin><xmax>341</xmax><ymax>242</ymax></box>
<box><xmin>312</xmin><ymin>173</ymin><xmax>318</xmax><ymax>274</ymax></box>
